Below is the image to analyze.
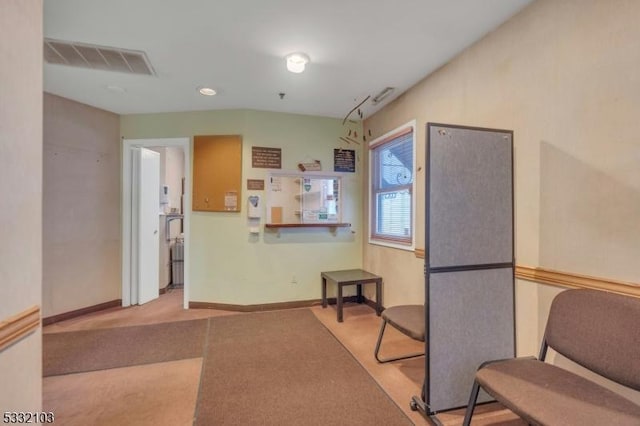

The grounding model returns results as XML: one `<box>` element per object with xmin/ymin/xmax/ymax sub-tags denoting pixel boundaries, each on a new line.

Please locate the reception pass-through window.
<box><xmin>368</xmin><ymin>121</ymin><xmax>416</xmax><ymax>249</ymax></box>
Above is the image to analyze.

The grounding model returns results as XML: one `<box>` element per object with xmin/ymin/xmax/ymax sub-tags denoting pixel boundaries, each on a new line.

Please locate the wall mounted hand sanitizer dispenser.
<box><xmin>248</xmin><ymin>195</ymin><xmax>261</xmax><ymax>218</ymax></box>
<box><xmin>160</xmin><ymin>184</ymin><xmax>170</xmax><ymax>213</ymax></box>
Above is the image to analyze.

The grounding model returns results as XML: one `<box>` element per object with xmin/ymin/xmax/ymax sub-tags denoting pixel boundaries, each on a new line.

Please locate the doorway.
<box><xmin>122</xmin><ymin>137</ymin><xmax>191</xmax><ymax>309</ymax></box>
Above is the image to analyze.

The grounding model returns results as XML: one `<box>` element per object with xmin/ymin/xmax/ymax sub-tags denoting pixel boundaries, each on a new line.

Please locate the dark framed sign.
<box><xmin>252</xmin><ymin>146</ymin><xmax>281</xmax><ymax>169</ymax></box>
<box><xmin>334</xmin><ymin>149</ymin><xmax>355</xmax><ymax>172</ymax></box>
<box><xmin>247</xmin><ymin>179</ymin><xmax>265</xmax><ymax>190</ymax></box>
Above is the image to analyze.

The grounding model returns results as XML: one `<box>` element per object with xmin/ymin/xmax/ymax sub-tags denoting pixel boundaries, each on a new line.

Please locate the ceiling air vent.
<box><xmin>44</xmin><ymin>38</ymin><xmax>155</xmax><ymax>76</ymax></box>
<box><xmin>371</xmin><ymin>87</ymin><xmax>395</xmax><ymax>105</ymax></box>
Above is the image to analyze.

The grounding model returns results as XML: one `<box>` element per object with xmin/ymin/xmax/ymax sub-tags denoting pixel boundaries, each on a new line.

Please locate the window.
<box><xmin>369</xmin><ymin>122</ymin><xmax>415</xmax><ymax>248</ymax></box>
<box><xmin>266</xmin><ymin>172</ymin><xmax>342</xmax><ymax>225</ymax></box>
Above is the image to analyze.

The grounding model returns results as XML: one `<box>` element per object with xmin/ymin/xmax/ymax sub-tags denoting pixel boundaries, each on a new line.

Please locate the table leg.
<box><xmin>357</xmin><ymin>283</ymin><xmax>363</xmax><ymax>304</ymax></box>
<box><xmin>322</xmin><ymin>277</ymin><xmax>327</xmax><ymax>308</ymax></box>
<box><xmin>375</xmin><ymin>279</ymin><xmax>382</xmax><ymax>316</ymax></box>
<box><xmin>337</xmin><ymin>283</ymin><xmax>343</xmax><ymax>322</ymax></box>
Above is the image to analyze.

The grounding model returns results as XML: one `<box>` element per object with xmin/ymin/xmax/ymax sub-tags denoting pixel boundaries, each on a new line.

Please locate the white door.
<box><xmin>132</xmin><ymin>147</ymin><xmax>160</xmax><ymax>305</ymax></box>
<box><xmin>122</xmin><ymin>137</ymin><xmax>190</xmax><ymax>309</ymax></box>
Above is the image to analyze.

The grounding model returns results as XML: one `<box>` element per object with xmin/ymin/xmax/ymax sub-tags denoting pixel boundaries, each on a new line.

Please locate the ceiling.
<box><xmin>43</xmin><ymin>0</ymin><xmax>533</xmax><ymax>119</ymax></box>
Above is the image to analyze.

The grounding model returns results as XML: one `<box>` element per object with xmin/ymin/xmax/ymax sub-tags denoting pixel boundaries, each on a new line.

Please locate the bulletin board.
<box><xmin>192</xmin><ymin>135</ymin><xmax>242</xmax><ymax>212</ymax></box>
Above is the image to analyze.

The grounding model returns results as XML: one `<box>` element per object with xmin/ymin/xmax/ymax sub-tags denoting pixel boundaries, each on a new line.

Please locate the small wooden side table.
<box><xmin>321</xmin><ymin>269</ymin><xmax>383</xmax><ymax>322</ymax></box>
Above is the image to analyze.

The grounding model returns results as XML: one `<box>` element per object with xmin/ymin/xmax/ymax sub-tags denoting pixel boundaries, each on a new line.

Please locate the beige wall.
<box><xmin>0</xmin><ymin>0</ymin><xmax>43</xmax><ymax>411</ymax></box>
<box><xmin>121</xmin><ymin>109</ymin><xmax>363</xmax><ymax>305</ymax></box>
<box><xmin>364</xmin><ymin>0</ymin><xmax>640</xmax><ymax>356</ymax></box>
<box><xmin>43</xmin><ymin>93</ymin><xmax>121</xmax><ymax>317</ymax></box>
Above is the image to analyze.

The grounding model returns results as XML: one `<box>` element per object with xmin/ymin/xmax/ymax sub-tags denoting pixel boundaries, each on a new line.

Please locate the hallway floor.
<box><xmin>43</xmin><ymin>290</ymin><xmax>521</xmax><ymax>425</ymax></box>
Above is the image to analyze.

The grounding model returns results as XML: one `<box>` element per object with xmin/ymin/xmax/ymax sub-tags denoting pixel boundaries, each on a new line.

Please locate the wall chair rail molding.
<box><xmin>515</xmin><ymin>265</ymin><xmax>640</xmax><ymax>298</ymax></box>
<box><xmin>416</xmin><ymin>249</ymin><xmax>638</xmax><ymax>298</ymax></box>
<box><xmin>0</xmin><ymin>305</ymin><xmax>40</xmax><ymax>352</ymax></box>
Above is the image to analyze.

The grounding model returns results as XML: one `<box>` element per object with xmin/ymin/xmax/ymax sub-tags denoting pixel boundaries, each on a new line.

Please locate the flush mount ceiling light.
<box><xmin>198</xmin><ymin>87</ymin><xmax>217</xmax><ymax>96</ymax></box>
<box><xmin>285</xmin><ymin>52</ymin><xmax>310</xmax><ymax>73</ymax></box>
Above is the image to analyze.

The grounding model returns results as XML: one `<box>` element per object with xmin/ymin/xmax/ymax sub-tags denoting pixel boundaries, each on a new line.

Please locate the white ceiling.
<box><xmin>43</xmin><ymin>0</ymin><xmax>533</xmax><ymax>119</ymax></box>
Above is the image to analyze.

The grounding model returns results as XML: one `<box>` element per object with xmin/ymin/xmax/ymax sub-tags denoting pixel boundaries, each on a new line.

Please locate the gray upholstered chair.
<box><xmin>374</xmin><ymin>304</ymin><xmax>425</xmax><ymax>363</ymax></box>
<box><xmin>463</xmin><ymin>289</ymin><xmax>640</xmax><ymax>425</ymax></box>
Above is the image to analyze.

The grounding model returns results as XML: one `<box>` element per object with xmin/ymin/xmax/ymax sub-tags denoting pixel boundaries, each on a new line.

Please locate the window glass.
<box><xmin>369</xmin><ymin>125</ymin><xmax>414</xmax><ymax>247</ymax></box>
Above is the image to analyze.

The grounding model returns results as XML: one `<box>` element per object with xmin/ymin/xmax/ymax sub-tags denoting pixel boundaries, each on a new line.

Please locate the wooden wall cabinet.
<box><xmin>192</xmin><ymin>135</ymin><xmax>242</xmax><ymax>212</ymax></box>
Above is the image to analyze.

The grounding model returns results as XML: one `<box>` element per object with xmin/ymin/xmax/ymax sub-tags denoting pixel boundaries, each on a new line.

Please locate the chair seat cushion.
<box><xmin>381</xmin><ymin>305</ymin><xmax>425</xmax><ymax>341</ymax></box>
<box><xmin>477</xmin><ymin>358</ymin><xmax>640</xmax><ymax>426</ymax></box>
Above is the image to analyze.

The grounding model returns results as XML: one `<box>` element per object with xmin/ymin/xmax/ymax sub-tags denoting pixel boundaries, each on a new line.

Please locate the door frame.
<box><xmin>122</xmin><ymin>137</ymin><xmax>191</xmax><ymax>309</ymax></box>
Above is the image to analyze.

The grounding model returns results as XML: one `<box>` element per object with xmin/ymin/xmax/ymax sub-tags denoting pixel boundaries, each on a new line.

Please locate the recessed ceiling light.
<box><xmin>105</xmin><ymin>84</ymin><xmax>126</xmax><ymax>93</ymax></box>
<box><xmin>198</xmin><ymin>87</ymin><xmax>217</xmax><ymax>96</ymax></box>
<box><xmin>285</xmin><ymin>52</ymin><xmax>309</xmax><ymax>73</ymax></box>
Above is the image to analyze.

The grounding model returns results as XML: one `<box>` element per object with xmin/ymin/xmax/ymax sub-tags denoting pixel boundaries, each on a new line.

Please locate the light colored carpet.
<box><xmin>44</xmin><ymin>358</ymin><xmax>202</xmax><ymax>426</ymax></box>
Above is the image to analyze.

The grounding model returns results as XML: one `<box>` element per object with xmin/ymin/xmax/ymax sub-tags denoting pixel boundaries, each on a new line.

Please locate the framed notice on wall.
<box><xmin>334</xmin><ymin>149</ymin><xmax>355</xmax><ymax>172</ymax></box>
<box><xmin>252</xmin><ymin>146</ymin><xmax>282</xmax><ymax>169</ymax></box>
<box><xmin>247</xmin><ymin>179</ymin><xmax>265</xmax><ymax>190</ymax></box>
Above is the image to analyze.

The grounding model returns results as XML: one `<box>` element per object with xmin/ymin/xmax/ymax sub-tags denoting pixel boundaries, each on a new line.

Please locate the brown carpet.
<box><xmin>43</xmin><ymin>318</ymin><xmax>207</xmax><ymax>376</ymax></box>
<box><xmin>194</xmin><ymin>309</ymin><xmax>413</xmax><ymax>426</ymax></box>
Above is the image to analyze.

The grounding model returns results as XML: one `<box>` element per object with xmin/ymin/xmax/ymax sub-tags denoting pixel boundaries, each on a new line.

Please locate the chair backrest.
<box><xmin>543</xmin><ymin>289</ymin><xmax>640</xmax><ymax>390</ymax></box>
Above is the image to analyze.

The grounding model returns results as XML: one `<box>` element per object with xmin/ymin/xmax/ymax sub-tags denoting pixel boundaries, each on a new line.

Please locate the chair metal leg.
<box><xmin>374</xmin><ymin>319</ymin><xmax>425</xmax><ymax>363</ymax></box>
<box><xmin>462</xmin><ymin>379</ymin><xmax>481</xmax><ymax>426</ymax></box>
<box><xmin>374</xmin><ymin>320</ymin><xmax>388</xmax><ymax>362</ymax></box>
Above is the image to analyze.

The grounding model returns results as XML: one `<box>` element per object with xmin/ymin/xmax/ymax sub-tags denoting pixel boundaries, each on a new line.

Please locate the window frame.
<box><xmin>368</xmin><ymin>120</ymin><xmax>416</xmax><ymax>250</ymax></box>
